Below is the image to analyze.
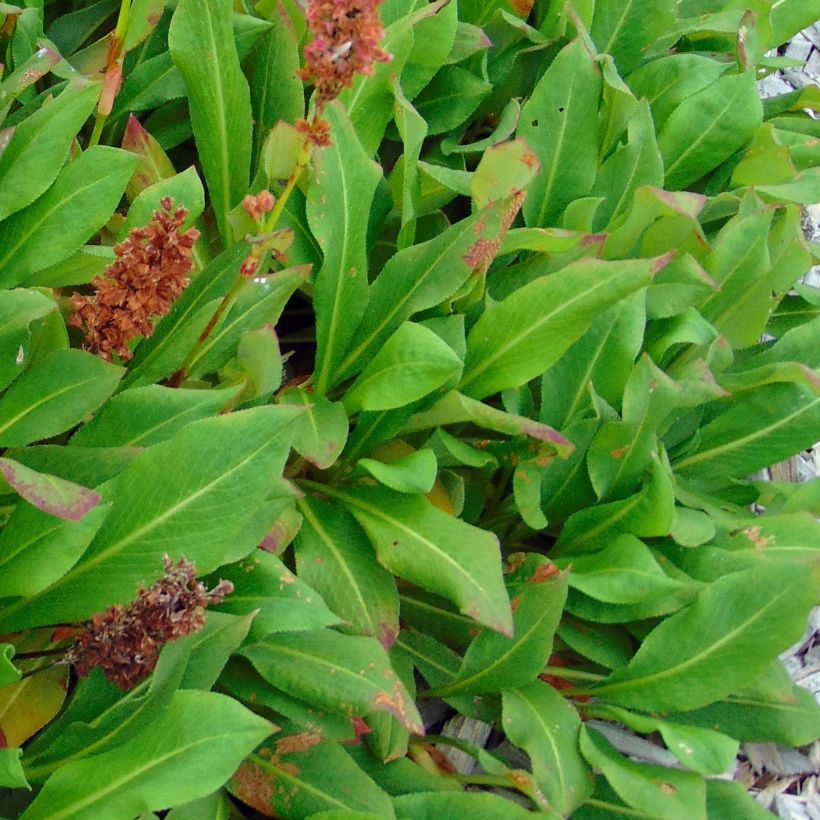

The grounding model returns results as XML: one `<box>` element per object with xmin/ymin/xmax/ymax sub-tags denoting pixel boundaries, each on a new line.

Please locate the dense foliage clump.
<box><xmin>0</xmin><ymin>0</ymin><xmax>819</xmax><ymax>817</ymax></box>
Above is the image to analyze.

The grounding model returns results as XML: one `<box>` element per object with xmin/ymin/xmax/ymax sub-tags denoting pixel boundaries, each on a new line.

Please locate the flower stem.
<box><xmin>88</xmin><ymin>0</ymin><xmax>131</xmax><ymax>148</ymax></box>
<box><xmin>168</xmin><ymin>134</ymin><xmax>313</xmax><ymax>388</ymax></box>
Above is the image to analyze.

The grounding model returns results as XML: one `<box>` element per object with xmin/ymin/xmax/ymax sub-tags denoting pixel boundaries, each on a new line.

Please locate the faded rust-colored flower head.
<box><xmin>70</xmin><ymin>198</ymin><xmax>199</xmax><ymax>362</ymax></box>
<box><xmin>296</xmin><ymin>0</ymin><xmax>391</xmax><ymax>144</ymax></box>
<box><xmin>65</xmin><ymin>556</ymin><xmax>232</xmax><ymax>690</ymax></box>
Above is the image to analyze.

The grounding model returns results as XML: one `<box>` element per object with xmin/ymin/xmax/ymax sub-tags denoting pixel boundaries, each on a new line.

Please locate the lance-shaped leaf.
<box><xmin>358</xmin><ymin>449</ymin><xmax>438</xmax><ymax>495</ymax></box>
<box><xmin>0</xmin><ymin>405</ymin><xmax>302</xmax><ymax>632</ymax></box>
<box><xmin>461</xmin><ymin>256</ymin><xmax>662</xmax><ymax>400</ymax></box>
<box><xmin>231</xmin><ymin>733</ymin><xmax>395</xmax><ymax>819</ymax></box>
<box><xmin>71</xmin><ymin>385</ymin><xmax>236</xmax><ymax>448</ymax></box>
<box><xmin>0</xmin><ymin>79</ymin><xmax>100</xmax><ymax>221</ymax></box>
<box><xmin>674</xmin><ymin>660</ymin><xmax>820</xmax><ymax>747</ymax></box>
<box><xmin>405</xmin><ymin>390</ymin><xmax>574</xmax><ymax>458</ymax></box>
<box><xmin>555</xmin><ymin>534</ymin><xmax>696</xmax><ymax>606</ymax></box>
<box><xmin>674</xmin><ymin>383</ymin><xmax>820</xmax><ymax>483</ymax></box>
<box><xmin>326</xmin><ymin>483</ymin><xmax>513</xmax><ymax>636</ymax></box>
<box><xmin>0</xmin><ymin>499</ymin><xmax>108</xmax><ymax>598</ymax></box>
<box><xmin>591</xmin><ymin>562</ymin><xmax>818</xmax><ymax>712</ymax></box>
<box><xmin>337</xmin><ymin>197</ymin><xmax>521</xmax><ymax>381</ymax></box>
<box><xmin>169</xmin><ymin>0</ymin><xmax>252</xmax><ymax>243</ymax></box>
<box><xmin>579</xmin><ymin>727</ymin><xmax>707</xmax><ymax>820</ymax></box>
<box><xmin>586</xmin><ymin>704</ymin><xmax>738</xmax><ymax>776</ymax></box>
<box><xmin>343</xmin><ymin>322</ymin><xmax>463</xmax><ymax>414</ymax></box>
<box><xmin>241</xmin><ymin>629</ymin><xmax>423</xmax><ymax>733</ymax></box>
<box><xmin>519</xmin><ymin>38</ymin><xmax>601</xmax><ymax>227</ymax></box>
<box><xmin>503</xmin><ymin>683</ymin><xmax>593</xmax><ymax>815</ymax></box>
<box><xmin>0</xmin><ymin>349</ymin><xmax>124</xmax><ymax>447</ymax></box>
<box><xmin>295</xmin><ymin>497</ymin><xmax>399</xmax><ymax>647</ymax></box>
<box><xmin>427</xmin><ymin>570</ymin><xmax>567</xmax><ymax>697</ymax></box>
<box><xmin>121</xmin><ymin>165</ymin><xmax>205</xmax><ymax>236</ymax></box>
<box><xmin>0</xmin><ymin>146</ymin><xmax>137</xmax><ymax>287</ymax></box>
<box><xmin>658</xmin><ymin>71</ymin><xmax>762</xmax><ymax>190</ymax></box>
<box><xmin>590</xmin><ymin>0</ymin><xmax>676</xmax><ymax>75</ymax></box>
<box><xmin>20</xmin><ymin>690</ymin><xmax>274</xmax><ymax>820</ymax></box>
<box><xmin>310</xmin><ymin>102</ymin><xmax>381</xmax><ymax>394</ymax></box>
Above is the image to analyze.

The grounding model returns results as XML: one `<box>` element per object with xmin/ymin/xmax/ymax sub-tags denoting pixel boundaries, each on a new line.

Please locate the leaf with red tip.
<box><xmin>0</xmin><ymin>458</ymin><xmax>101</xmax><ymax>521</ymax></box>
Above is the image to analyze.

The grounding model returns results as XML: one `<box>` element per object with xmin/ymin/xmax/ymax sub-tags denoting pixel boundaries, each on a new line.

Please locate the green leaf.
<box><xmin>0</xmin><ymin>405</ymin><xmax>301</xmax><ymax>631</ymax></box>
<box><xmin>519</xmin><ymin>38</ymin><xmax>601</xmax><ymax>228</ymax></box>
<box><xmin>231</xmin><ymin>735</ymin><xmax>395</xmax><ymax>818</ymax></box>
<box><xmin>658</xmin><ymin>71</ymin><xmax>762</xmax><ymax>190</ymax></box>
<box><xmin>326</xmin><ymin>483</ymin><xmax>513</xmax><ymax>636</ymax></box>
<box><xmin>310</xmin><ymin>102</ymin><xmax>382</xmax><ymax>394</ymax></box>
<box><xmin>579</xmin><ymin>727</ymin><xmax>707</xmax><ymax>820</ymax></box>
<box><xmin>278</xmin><ymin>388</ymin><xmax>349</xmax><ymax>470</ymax></box>
<box><xmin>674</xmin><ymin>384</ymin><xmax>820</xmax><ymax>483</ymax></box>
<box><xmin>187</xmin><ymin>265</ymin><xmax>309</xmax><ymax>379</ymax></box>
<box><xmin>554</xmin><ymin>456</ymin><xmax>675</xmax><ymax>555</ymax></box>
<box><xmin>213</xmin><ymin>551</ymin><xmax>340</xmax><ymax>641</ymax></box>
<box><xmin>295</xmin><ymin>497</ymin><xmax>400</xmax><ymax>647</ymax></box>
<box><xmin>0</xmin><ymin>456</ymin><xmax>100</xmax><ymax>523</ymax></box>
<box><xmin>587</xmin><ymin>704</ymin><xmax>738</xmax><ymax>775</ymax></box>
<box><xmin>676</xmin><ymin>661</ymin><xmax>820</xmax><ymax>746</ymax></box>
<box><xmin>121</xmin><ymin>0</ymin><xmax>165</xmax><ymax>53</ymax></box>
<box><xmin>427</xmin><ymin>570</ymin><xmax>567</xmax><ymax>696</ymax></box>
<box><xmin>169</xmin><ymin>0</ymin><xmax>253</xmax><ymax>243</ymax></box>
<box><xmin>336</xmin><ymin>199</ymin><xmax>517</xmax><ymax>382</ymax></box>
<box><xmin>706</xmin><ymin>780</ymin><xmax>773</xmax><ymax>820</ymax></box>
<box><xmin>0</xmin><ymin>748</ymin><xmax>28</xmax><ymax>789</ymax></box>
<box><xmin>358</xmin><ymin>449</ymin><xmax>438</xmax><ymax>494</ymax></box>
<box><xmin>592</xmin><ymin>563</ymin><xmax>818</xmax><ymax>711</ymax></box>
<box><xmin>124</xmin><ymin>241</ymin><xmax>249</xmax><ymax>387</ymax></box>
<box><xmin>121</xmin><ymin>166</ymin><xmax>204</xmax><ymax>236</ymax></box>
<box><xmin>392</xmin><ymin>792</ymin><xmax>534</xmax><ymax>819</ymax></box>
<box><xmin>414</xmin><ymin>66</ymin><xmax>491</xmax><ymax>136</ymax></box>
<box><xmin>241</xmin><ymin>629</ymin><xmax>423</xmax><ymax>733</ymax></box>
<box><xmin>592</xmin><ymin>100</ymin><xmax>663</xmax><ymax>229</ymax></box>
<box><xmin>165</xmin><ymin>791</ymin><xmax>234</xmax><ymax>820</ymax></box>
<box><xmin>20</xmin><ymin>690</ymin><xmax>274</xmax><ymax>820</ymax></box>
<box><xmin>0</xmin><ymin>644</ymin><xmax>21</xmax><ymax>687</ymax></box>
<box><xmin>343</xmin><ymin>322</ymin><xmax>463</xmax><ymax>414</ymax></box>
<box><xmin>0</xmin><ymin>349</ymin><xmax>123</xmax><ymax>447</ymax></box>
<box><xmin>590</xmin><ymin>0</ymin><xmax>676</xmax><ymax>75</ymax></box>
<box><xmin>502</xmin><ymin>682</ymin><xmax>593</xmax><ymax>815</ymax></box>
<box><xmin>626</xmin><ymin>54</ymin><xmax>729</xmax><ymax>131</ymax></box>
<box><xmin>556</xmin><ymin>534</ymin><xmax>695</xmax><ymax>605</ymax></box>
<box><xmin>71</xmin><ymin>385</ymin><xmax>235</xmax><ymax>448</ymax></box>
<box><xmin>0</xmin><ymin>79</ymin><xmax>99</xmax><ymax>221</ymax></box>
<box><xmin>248</xmin><ymin>11</ymin><xmax>304</xmax><ymax>174</ymax></box>
<box><xmin>0</xmin><ymin>146</ymin><xmax>137</xmax><ymax>287</ymax></box>
<box><xmin>0</xmin><ymin>500</ymin><xmax>107</xmax><ymax>598</ymax></box>
<box><xmin>539</xmin><ymin>293</ymin><xmax>644</xmax><ymax>429</ymax></box>
<box><xmin>0</xmin><ymin>288</ymin><xmax>57</xmax><ymax>391</ymax></box>
<box><xmin>460</xmin><ymin>256</ymin><xmax>661</xmax><ymax>400</ymax></box>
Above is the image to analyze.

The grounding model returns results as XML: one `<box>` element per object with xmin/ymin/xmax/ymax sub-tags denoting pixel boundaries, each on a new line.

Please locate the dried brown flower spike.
<box><xmin>66</xmin><ymin>556</ymin><xmax>232</xmax><ymax>690</ymax></box>
<box><xmin>70</xmin><ymin>198</ymin><xmax>199</xmax><ymax>362</ymax></box>
<box><xmin>297</xmin><ymin>0</ymin><xmax>391</xmax><ymax>145</ymax></box>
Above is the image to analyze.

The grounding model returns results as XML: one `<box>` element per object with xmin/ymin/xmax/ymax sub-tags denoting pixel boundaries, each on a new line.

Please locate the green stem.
<box><xmin>88</xmin><ymin>0</ymin><xmax>131</xmax><ymax>148</ymax></box>
<box><xmin>168</xmin><ymin>136</ymin><xmax>313</xmax><ymax>388</ymax></box>
<box><xmin>167</xmin><ymin>274</ymin><xmax>247</xmax><ymax>387</ymax></box>
<box><xmin>542</xmin><ymin>665</ymin><xmax>605</xmax><ymax>682</ymax></box>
